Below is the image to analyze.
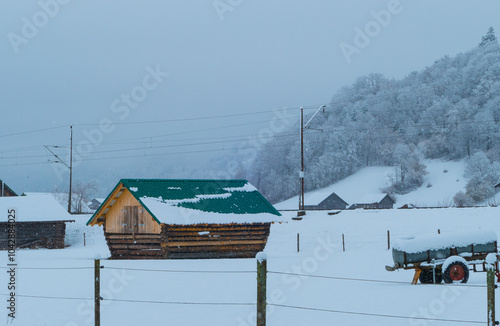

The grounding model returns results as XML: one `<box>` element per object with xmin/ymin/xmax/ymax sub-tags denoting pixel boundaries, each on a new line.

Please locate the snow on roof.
<box><xmin>0</xmin><ymin>194</ymin><xmax>73</xmax><ymax>222</ymax></box>
<box><xmin>392</xmin><ymin>230</ymin><xmax>497</xmax><ymax>254</ymax></box>
<box><xmin>24</xmin><ymin>192</ymin><xmax>93</xmax><ymax>213</ymax></box>
<box><xmin>140</xmin><ymin>196</ymin><xmax>284</xmax><ymax>225</ymax></box>
<box><xmin>88</xmin><ymin>179</ymin><xmax>284</xmax><ymax>226</ymax></box>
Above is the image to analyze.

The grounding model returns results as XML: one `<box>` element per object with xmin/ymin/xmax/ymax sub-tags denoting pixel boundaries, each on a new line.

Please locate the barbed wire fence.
<box><xmin>0</xmin><ymin>254</ymin><xmax>495</xmax><ymax>326</ymax></box>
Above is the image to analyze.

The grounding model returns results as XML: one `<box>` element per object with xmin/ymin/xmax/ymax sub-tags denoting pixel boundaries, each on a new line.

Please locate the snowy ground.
<box><xmin>1</xmin><ymin>207</ymin><xmax>498</xmax><ymax>325</ymax></box>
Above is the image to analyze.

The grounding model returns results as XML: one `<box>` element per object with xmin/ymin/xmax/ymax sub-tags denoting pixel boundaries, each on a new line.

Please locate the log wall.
<box><xmin>105</xmin><ymin>222</ymin><xmax>271</xmax><ymax>259</ymax></box>
<box><xmin>0</xmin><ymin>221</ymin><xmax>69</xmax><ymax>249</ymax></box>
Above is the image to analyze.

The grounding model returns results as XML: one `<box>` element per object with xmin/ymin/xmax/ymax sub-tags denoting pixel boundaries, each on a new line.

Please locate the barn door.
<box><xmin>123</xmin><ymin>206</ymin><xmax>139</xmax><ymax>235</ymax></box>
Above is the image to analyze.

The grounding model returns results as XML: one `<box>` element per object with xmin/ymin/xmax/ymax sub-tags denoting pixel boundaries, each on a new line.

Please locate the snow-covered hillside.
<box><xmin>276</xmin><ymin>160</ymin><xmax>468</xmax><ymax>209</ymax></box>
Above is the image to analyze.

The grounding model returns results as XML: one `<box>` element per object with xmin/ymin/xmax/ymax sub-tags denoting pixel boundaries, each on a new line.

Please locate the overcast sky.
<box><xmin>1</xmin><ymin>0</ymin><xmax>499</xmax><ymax>195</ymax></box>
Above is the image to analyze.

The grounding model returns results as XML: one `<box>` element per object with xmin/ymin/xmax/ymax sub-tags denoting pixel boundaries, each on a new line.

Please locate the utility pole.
<box><xmin>298</xmin><ymin>105</ymin><xmax>326</xmax><ymax>213</ymax></box>
<box><xmin>299</xmin><ymin>108</ymin><xmax>305</xmax><ymax>212</ymax></box>
<box><xmin>44</xmin><ymin>125</ymin><xmax>74</xmax><ymax>214</ymax></box>
<box><xmin>68</xmin><ymin>125</ymin><xmax>73</xmax><ymax>214</ymax></box>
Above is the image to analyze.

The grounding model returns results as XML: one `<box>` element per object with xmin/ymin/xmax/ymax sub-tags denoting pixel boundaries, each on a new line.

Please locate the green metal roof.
<box><xmin>87</xmin><ymin>179</ymin><xmax>280</xmax><ymax>226</ymax></box>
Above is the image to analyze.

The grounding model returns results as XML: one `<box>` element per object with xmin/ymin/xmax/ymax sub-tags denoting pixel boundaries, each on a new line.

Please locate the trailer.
<box><xmin>385</xmin><ymin>230</ymin><xmax>499</xmax><ymax>284</ymax></box>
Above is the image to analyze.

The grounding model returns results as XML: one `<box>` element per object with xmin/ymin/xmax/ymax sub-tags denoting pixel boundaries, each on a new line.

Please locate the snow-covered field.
<box><xmin>1</xmin><ymin>207</ymin><xmax>498</xmax><ymax>326</ymax></box>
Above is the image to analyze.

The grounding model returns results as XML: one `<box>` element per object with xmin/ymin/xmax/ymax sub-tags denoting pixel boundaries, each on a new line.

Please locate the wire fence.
<box><xmin>0</xmin><ymin>260</ymin><xmax>492</xmax><ymax>325</ymax></box>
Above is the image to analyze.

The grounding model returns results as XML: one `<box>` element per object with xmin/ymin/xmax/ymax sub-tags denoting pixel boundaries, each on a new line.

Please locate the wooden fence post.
<box><xmin>342</xmin><ymin>234</ymin><xmax>345</xmax><ymax>252</ymax></box>
<box><xmin>84</xmin><ymin>233</ymin><xmax>86</xmax><ymax>246</ymax></box>
<box><xmin>257</xmin><ymin>252</ymin><xmax>267</xmax><ymax>326</ymax></box>
<box><xmin>387</xmin><ymin>230</ymin><xmax>390</xmax><ymax>250</ymax></box>
<box><xmin>297</xmin><ymin>233</ymin><xmax>300</xmax><ymax>253</ymax></box>
<box><xmin>487</xmin><ymin>254</ymin><xmax>497</xmax><ymax>326</ymax></box>
<box><xmin>95</xmin><ymin>259</ymin><xmax>101</xmax><ymax>326</ymax></box>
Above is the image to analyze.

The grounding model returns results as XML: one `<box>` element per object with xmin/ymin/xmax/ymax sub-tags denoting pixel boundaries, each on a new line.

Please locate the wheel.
<box><xmin>419</xmin><ymin>269</ymin><xmax>443</xmax><ymax>284</ymax></box>
<box><xmin>443</xmin><ymin>261</ymin><xmax>469</xmax><ymax>283</ymax></box>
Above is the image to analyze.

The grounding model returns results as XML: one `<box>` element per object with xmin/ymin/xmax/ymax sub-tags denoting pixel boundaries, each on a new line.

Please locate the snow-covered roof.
<box><xmin>0</xmin><ymin>194</ymin><xmax>74</xmax><ymax>222</ymax></box>
<box><xmin>392</xmin><ymin>230</ymin><xmax>497</xmax><ymax>254</ymax></box>
<box><xmin>88</xmin><ymin>179</ymin><xmax>284</xmax><ymax>226</ymax></box>
<box><xmin>24</xmin><ymin>192</ymin><xmax>92</xmax><ymax>213</ymax></box>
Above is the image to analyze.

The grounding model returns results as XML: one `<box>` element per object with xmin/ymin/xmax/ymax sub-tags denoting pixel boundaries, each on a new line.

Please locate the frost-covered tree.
<box><xmin>463</xmin><ymin>151</ymin><xmax>500</xmax><ymax>203</ymax></box>
<box><xmin>479</xmin><ymin>27</ymin><xmax>497</xmax><ymax>47</ymax></box>
<box><xmin>385</xmin><ymin>144</ymin><xmax>427</xmax><ymax>194</ymax></box>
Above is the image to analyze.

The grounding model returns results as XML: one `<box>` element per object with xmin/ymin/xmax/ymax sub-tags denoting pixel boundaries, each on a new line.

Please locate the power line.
<box><xmin>103</xmin><ymin>297</ymin><xmax>255</xmax><ymax>306</ymax></box>
<box><xmin>0</xmin><ymin>293</ymin><xmax>92</xmax><ymax>301</ymax></box>
<box><xmin>102</xmin><ymin>266</ymin><xmax>254</xmax><ymax>274</ymax></box>
<box><xmin>268</xmin><ymin>303</ymin><xmax>486</xmax><ymax>324</ymax></box>
<box><xmin>0</xmin><ymin>117</ymin><xmax>495</xmax><ymax>162</ymax></box>
<box><xmin>0</xmin><ymin>125</ymin><xmax>69</xmax><ymax>138</ymax></box>
<box><xmin>267</xmin><ymin>270</ymin><xmax>487</xmax><ymax>288</ymax></box>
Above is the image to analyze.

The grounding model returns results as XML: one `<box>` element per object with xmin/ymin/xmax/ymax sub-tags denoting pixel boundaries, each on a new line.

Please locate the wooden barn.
<box><xmin>86</xmin><ymin>179</ymin><xmax>283</xmax><ymax>259</ymax></box>
<box><xmin>0</xmin><ymin>194</ymin><xmax>74</xmax><ymax>249</ymax></box>
<box><xmin>348</xmin><ymin>194</ymin><xmax>395</xmax><ymax>210</ymax></box>
<box><xmin>304</xmin><ymin>192</ymin><xmax>348</xmax><ymax>210</ymax></box>
<box><xmin>0</xmin><ymin>180</ymin><xmax>17</xmax><ymax>197</ymax></box>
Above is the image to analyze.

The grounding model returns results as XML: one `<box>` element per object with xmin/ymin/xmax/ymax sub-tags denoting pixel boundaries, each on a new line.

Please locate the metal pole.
<box><xmin>257</xmin><ymin>252</ymin><xmax>267</xmax><ymax>326</ymax></box>
<box><xmin>299</xmin><ymin>108</ymin><xmax>304</xmax><ymax>212</ymax></box>
<box><xmin>68</xmin><ymin>125</ymin><xmax>73</xmax><ymax>214</ymax></box>
<box><xmin>95</xmin><ymin>259</ymin><xmax>100</xmax><ymax>326</ymax></box>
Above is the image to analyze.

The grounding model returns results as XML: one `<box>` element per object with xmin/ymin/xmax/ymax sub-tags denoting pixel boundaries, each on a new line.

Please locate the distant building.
<box><xmin>88</xmin><ymin>198</ymin><xmax>105</xmax><ymax>211</ymax></box>
<box><xmin>0</xmin><ymin>180</ymin><xmax>17</xmax><ymax>197</ymax></box>
<box><xmin>0</xmin><ymin>194</ymin><xmax>74</xmax><ymax>249</ymax></box>
<box><xmin>349</xmin><ymin>194</ymin><xmax>395</xmax><ymax>210</ymax></box>
<box><xmin>304</xmin><ymin>192</ymin><xmax>348</xmax><ymax>210</ymax></box>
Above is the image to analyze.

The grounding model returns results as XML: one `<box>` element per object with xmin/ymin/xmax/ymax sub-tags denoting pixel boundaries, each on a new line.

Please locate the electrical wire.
<box><xmin>267</xmin><ymin>270</ymin><xmax>487</xmax><ymax>288</ymax></box>
<box><xmin>101</xmin><ymin>266</ymin><xmax>254</xmax><ymax>274</ymax></box>
<box><xmin>268</xmin><ymin>303</ymin><xmax>486</xmax><ymax>324</ymax></box>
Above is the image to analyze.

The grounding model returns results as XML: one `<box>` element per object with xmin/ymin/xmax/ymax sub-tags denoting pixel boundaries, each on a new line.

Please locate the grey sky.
<box><xmin>1</xmin><ymin>0</ymin><xmax>499</xmax><ymax>195</ymax></box>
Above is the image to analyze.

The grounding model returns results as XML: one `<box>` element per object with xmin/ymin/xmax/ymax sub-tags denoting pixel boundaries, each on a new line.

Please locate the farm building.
<box><xmin>88</xmin><ymin>198</ymin><xmax>105</xmax><ymax>211</ymax></box>
<box><xmin>0</xmin><ymin>194</ymin><xmax>74</xmax><ymax>249</ymax></box>
<box><xmin>303</xmin><ymin>192</ymin><xmax>348</xmax><ymax>210</ymax></box>
<box><xmin>348</xmin><ymin>194</ymin><xmax>395</xmax><ymax>209</ymax></box>
<box><xmin>0</xmin><ymin>180</ymin><xmax>17</xmax><ymax>197</ymax></box>
<box><xmin>86</xmin><ymin>179</ymin><xmax>283</xmax><ymax>259</ymax></box>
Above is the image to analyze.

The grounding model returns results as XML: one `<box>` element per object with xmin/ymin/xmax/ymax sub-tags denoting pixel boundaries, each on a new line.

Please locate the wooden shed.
<box><xmin>0</xmin><ymin>194</ymin><xmax>74</xmax><ymax>249</ymax></box>
<box><xmin>87</xmin><ymin>179</ymin><xmax>283</xmax><ymax>259</ymax></box>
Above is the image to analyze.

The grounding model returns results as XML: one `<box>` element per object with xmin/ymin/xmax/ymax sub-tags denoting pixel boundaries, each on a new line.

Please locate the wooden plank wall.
<box><xmin>164</xmin><ymin>223</ymin><xmax>271</xmax><ymax>259</ymax></box>
<box><xmin>104</xmin><ymin>222</ymin><xmax>271</xmax><ymax>259</ymax></box>
<box><xmin>104</xmin><ymin>188</ymin><xmax>161</xmax><ymax>234</ymax></box>
<box><xmin>0</xmin><ymin>221</ymin><xmax>67</xmax><ymax>249</ymax></box>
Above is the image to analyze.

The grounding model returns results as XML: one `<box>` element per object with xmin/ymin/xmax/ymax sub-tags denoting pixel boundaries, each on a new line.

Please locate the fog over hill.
<box><xmin>241</xmin><ymin>30</ymin><xmax>500</xmax><ymax>203</ymax></box>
